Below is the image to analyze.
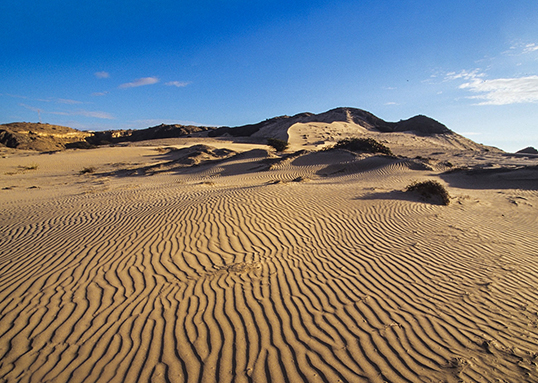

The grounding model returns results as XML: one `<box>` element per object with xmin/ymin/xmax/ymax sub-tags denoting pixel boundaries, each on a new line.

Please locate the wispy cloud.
<box><xmin>460</xmin><ymin>75</ymin><xmax>538</xmax><ymax>105</ymax></box>
<box><xmin>13</xmin><ymin>94</ymin><xmax>84</xmax><ymax>104</ymax></box>
<box><xmin>506</xmin><ymin>42</ymin><xmax>538</xmax><ymax>55</ymax></box>
<box><xmin>57</xmin><ymin>98</ymin><xmax>83</xmax><ymax>105</ymax></box>
<box><xmin>119</xmin><ymin>77</ymin><xmax>159</xmax><ymax>89</ymax></box>
<box><xmin>445</xmin><ymin>69</ymin><xmax>485</xmax><ymax>81</ymax></box>
<box><xmin>2</xmin><ymin>93</ymin><xmax>29</xmax><ymax>100</ymax></box>
<box><xmin>53</xmin><ymin>109</ymin><xmax>114</xmax><ymax>119</ymax></box>
<box><xmin>95</xmin><ymin>71</ymin><xmax>110</xmax><ymax>79</ymax></box>
<box><xmin>92</xmin><ymin>91</ymin><xmax>108</xmax><ymax>96</ymax></box>
<box><xmin>73</xmin><ymin>110</ymin><xmax>115</xmax><ymax>119</ymax></box>
<box><xmin>165</xmin><ymin>81</ymin><xmax>191</xmax><ymax>88</ymax></box>
<box><xmin>20</xmin><ymin>103</ymin><xmax>114</xmax><ymax>119</ymax></box>
<box><xmin>20</xmin><ymin>103</ymin><xmax>41</xmax><ymax>113</ymax></box>
<box><xmin>523</xmin><ymin>43</ymin><xmax>538</xmax><ymax>54</ymax></box>
<box><xmin>445</xmin><ymin>68</ymin><xmax>538</xmax><ymax>105</ymax></box>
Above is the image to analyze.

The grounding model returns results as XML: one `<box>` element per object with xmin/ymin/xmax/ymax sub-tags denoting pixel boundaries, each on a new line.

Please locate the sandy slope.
<box><xmin>1</xmin><ymin>139</ymin><xmax>538</xmax><ymax>383</ymax></box>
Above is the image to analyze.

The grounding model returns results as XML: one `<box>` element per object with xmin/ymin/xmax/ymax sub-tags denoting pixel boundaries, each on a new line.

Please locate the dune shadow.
<box><xmin>140</xmin><ymin>147</ymin><xmax>280</xmax><ymax>177</ymax></box>
<box><xmin>97</xmin><ymin>145</ymin><xmax>244</xmax><ymax>177</ymax></box>
<box><xmin>291</xmin><ymin>150</ymin><xmax>356</xmax><ymax>166</ymax></box>
<box><xmin>315</xmin><ymin>155</ymin><xmax>401</xmax><ymax>177</ymax></box>
<box><xmin>440</xmin><ymin>166</ymin><xmax>538</xmax><ymax>190</ymax></box>
<box><xmin>214</xmin><ymin>159</ymin><xmax>271</xmax><ymax>177</ymax></box>
<box><xmin>355</xmin><ymin>190</ymin><xmax>415</xmax><ymax>202</ymax></box>
<box><xmin>356</xmin><ymin>189</ymin><xmax>451</xmax><ymax>205</ymax></box>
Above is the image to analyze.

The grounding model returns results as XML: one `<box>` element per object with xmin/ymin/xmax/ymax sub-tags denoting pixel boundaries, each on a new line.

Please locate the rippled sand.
<box><xmin>1</xmin><ymin>140</ymin><xmax>537</xmax><ymax>382</ymax></box>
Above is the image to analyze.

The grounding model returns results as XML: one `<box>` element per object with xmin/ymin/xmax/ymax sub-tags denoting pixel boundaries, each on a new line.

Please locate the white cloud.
<box><xmin>523</xmin><ymin>43</ymin><xmax>538</xmax><ymax>53</ymax></box>
<box><xmin>460</xmin><ymin>75</ymin><xmax>538</xmax><ymax>105</ymax></box>
<box><xmin>445</xmin><ymin>69</ymin><xmax>485</xmax><ymax>81</ymax></box>
<box><xmin>505</xmin><ymin>42</ymin><xmax>538</xmax><ymax>56</ymax></box>
<box><xmin>92</xmin><ymin>91</ymin><xmax>108</xmax><ymax>96</ymax></box>
<box><xmin>119</xmin><ymin>77</ymin><xmax>159</xmax><ymax>89</ymax></box>
<box><xmin>165</xmin><ymin>81</ymin><xmax>190</xmax><ymax>88</ymax></box>
<box><xmin>95</xmin><ymin>71</ymin><xmax>110</xmax><ymax>79</ymax></box>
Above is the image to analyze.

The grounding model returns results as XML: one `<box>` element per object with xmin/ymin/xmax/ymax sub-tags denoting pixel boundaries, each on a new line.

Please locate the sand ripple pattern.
<box><xmin>1</xmin><ymin>178</ymin><xmax>537</xmax><ymax>382</ymax></box>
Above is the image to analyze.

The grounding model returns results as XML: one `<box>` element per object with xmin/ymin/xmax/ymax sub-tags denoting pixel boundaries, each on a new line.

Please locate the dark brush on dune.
<box><xmin>405</xmin><ymin>180</ymin><xmax>451</xmax><ymax>205</ymax></box>
<box><xmin>332</xmin><ymin>138</ymin><xmax>394</xmax><ymax>156</ymax></box>
<box><xmin>267</xmin><ymin>138</ymin><xmax>289</xmax><ymax>152</ymax></box>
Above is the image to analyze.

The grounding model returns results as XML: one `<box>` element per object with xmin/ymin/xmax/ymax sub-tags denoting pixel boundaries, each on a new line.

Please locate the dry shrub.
<box><xmin>79</xmin><ymin>166</ymin><xmax>96</xmax><ymax>175</ymax></box>
<box><xmin>20</xmin><ymin>164</ymin><xmax>39</xmax><ymax>170</ymax></box>
<box><xmin>333</xmin><ymin>138</ymin><xmax>393</xmax><ymax>155</ymax></box>
<box><xmin>406</xmin><ymin>180</ymin><xmax>450</xmax><ymax>205</ymax></box>
<box><xmin>267</xmin><ymin>138</ymin><xmax>289</xmax><ymax>152</ymax></box>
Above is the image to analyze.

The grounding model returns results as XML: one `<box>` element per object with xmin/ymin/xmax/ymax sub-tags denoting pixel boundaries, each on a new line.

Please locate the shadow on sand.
<box><xmin>355</xmin><ymin>190</ymin><xmax>442</xmax><ymax>205</ymax></box>
<box><xmin>440</xmin><ymin>166</ymin><xmax>538</xmax><ymax>190</ymax></box>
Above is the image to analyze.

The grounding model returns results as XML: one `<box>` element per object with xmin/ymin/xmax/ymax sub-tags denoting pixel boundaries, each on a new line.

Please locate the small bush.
<box><xmin>267</xmin><ymin>138</ymin><xmax>289</xmax><ymax>152</ymax></box>
<box><xmin>333</xmin><ymin>138</ymin><xmax>393</xmax><ymax>155</ymax></box>
<box><xmin>20</xmin><ymin>164</ymin><xmax>39</xmax><ymax>171</ymax></box>
<box><xmin>406</xmin><ymin>180</ymin><xmax>450</xmax><ymax>205</ymax></box>
<box><xmin>79</xmin><ymin>166</ymin><xmax>96</xmax><ymax>175</ymax></box>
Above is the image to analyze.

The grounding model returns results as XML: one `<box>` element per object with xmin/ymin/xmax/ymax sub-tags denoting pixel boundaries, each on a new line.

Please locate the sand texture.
<box><xmin>1</xmin><ymin>132</ymin><xmax>538</xmax><ymax>382</ymax></box>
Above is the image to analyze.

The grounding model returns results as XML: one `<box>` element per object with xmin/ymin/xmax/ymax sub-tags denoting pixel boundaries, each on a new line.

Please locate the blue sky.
<box><xmin>1</xmin><ymin>0</ymin><xmax>537</xmax><ymax>152</ymax></box>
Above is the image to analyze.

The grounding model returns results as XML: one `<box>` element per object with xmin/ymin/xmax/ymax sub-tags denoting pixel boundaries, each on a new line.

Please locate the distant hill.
<box><xmin>516</xmin><ymin>146</ymin><xmax>538</xmax><ymax>155</ymax></box>
<box><xmin>85</xmin><ymin>124</ymin><xmax>216</xmax><ymax>146</ymax></box>
<box><xmin>0</xmin><ymin>122</ymin><xmax>216</xmax><ymax>151</ymax></box>
<box><xmin>0</xmin><ymin>122</ymin><xmax>91</xmax><ymax>151</ymax></box>
<box><xmin>209</xmin><ymin>107</ymin><xmax>452</xmax><ymax>139</ymax></box>
<box><xmin>0</xmin><ymin>107</ymin><xmax>490</xmax><ymax>152</ymax></box>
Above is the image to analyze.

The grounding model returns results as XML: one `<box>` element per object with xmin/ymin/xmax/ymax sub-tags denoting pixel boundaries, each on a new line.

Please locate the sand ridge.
<box><xmin>1</xmin><ymin>135</ymin><xmax>538</xmax><ymax>382</ymax></box>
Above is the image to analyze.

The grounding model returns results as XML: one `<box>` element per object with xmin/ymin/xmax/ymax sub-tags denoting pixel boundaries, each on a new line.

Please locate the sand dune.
<box><xmin>1</xmin><ymin>130</ymin><xmax>538</xmax><ymax>383</ymax></box>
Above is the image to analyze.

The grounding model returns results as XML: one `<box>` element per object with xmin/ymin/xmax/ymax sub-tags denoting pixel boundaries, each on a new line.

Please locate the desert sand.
<box><xmin>1</xmin><ymin>111</ymin><xmax>538</xmax><ymax>382</ymax></box>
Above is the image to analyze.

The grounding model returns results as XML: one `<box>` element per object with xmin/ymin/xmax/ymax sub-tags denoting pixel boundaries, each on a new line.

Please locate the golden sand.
<box><xmin>1</xmin><ymin>131</ymin><xmax>537</xmax><ymax>382</ymax></box>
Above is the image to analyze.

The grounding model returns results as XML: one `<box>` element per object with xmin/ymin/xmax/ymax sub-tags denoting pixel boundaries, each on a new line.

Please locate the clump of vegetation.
<box><xmin>405</xmin><ymin>180</ymin><xmax>450</xmax><ymax>205</ymax></box>
<box><xmin>5</xmin><ymin>163</ymin><xmax>39</xmax><ymax>175</ymax></box>
<box><xmin>332</xmin><ymin>138</ymin><xmax>393</xmax><ymax>155</ymax></box>
<box><xmin>267</xmin><ymin>138</ymin><xmax>289</xmax><ymax>152</ymax></box>
<box><xmin>79</xmin><ymin>166</ymin><xmax>96</xmax><ymax>175</ymax></box>
<box><xmin>20</xmin><ymin>164</ymin><xmax>39</xmax><ymax>171</ymax></box>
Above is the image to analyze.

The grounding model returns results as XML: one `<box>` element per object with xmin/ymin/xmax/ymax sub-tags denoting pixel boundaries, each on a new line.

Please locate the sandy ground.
<box><xmin>1</xmin><ymin>134</ymin><xmax>538</xmax><ymax>383</ymax></box>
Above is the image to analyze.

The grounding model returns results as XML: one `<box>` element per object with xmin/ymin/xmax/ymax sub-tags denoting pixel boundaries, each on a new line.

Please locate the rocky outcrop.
<box><xmin>0</xmin><ymin>122</ymin><xmax>91</xmax><ymax>151</ymax></box>
<box><xmin>86</xmin><ymin>124</ymin><xmax>215</xmax><ymax>145</ymax></box>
